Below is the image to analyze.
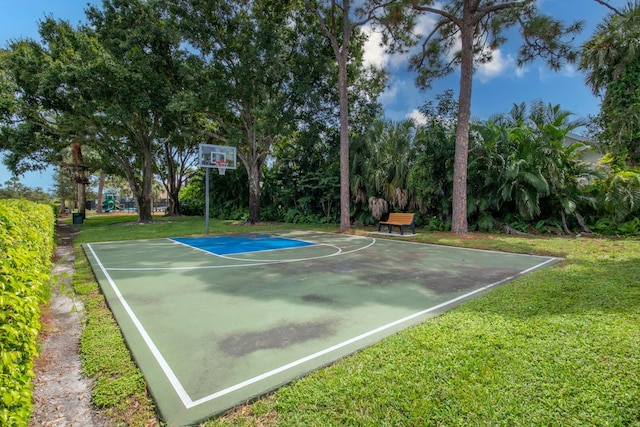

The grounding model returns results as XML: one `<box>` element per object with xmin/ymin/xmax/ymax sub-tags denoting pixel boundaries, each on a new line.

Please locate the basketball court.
<box><xmin>83</xmin><ymin>230</ymin><xmax>560</xmax><ymax>426</ymax></box>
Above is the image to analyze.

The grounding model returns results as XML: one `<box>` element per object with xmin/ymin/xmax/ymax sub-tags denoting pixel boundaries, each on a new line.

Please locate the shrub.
<box><xmin>0</xmin><ymin>200</ymin><xmax>55</xmax><ymax>426</ymax></box>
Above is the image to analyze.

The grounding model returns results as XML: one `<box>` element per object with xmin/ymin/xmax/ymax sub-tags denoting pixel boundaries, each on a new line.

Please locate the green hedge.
<box><xmin>0</xmin><ymin>200</ymin><xmax>55</xmax><ymax>426</ymax></box>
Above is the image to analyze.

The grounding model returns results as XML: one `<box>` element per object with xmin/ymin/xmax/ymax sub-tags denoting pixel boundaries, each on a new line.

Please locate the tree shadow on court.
<box><xmin>182</xmin><ymin>247</ymin><xmax>554</xmax><ymax>315</ymax></box>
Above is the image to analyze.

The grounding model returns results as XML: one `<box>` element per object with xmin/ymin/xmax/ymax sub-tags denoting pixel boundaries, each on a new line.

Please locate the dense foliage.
<box><xmin>409</xmin><ymin>0</ymin><xmax>583</xmax><ymax>234</ymax></box>
<box><xmin>0</xmin><ymin>200</ymin><xmax>54</xmax><ymax>426</ymax></box>
<box><xmin>179</xmin><ymin>94</ymin><xmax>640</xmax><ymax>235</ymax></box>
<box><xmin>66</xmin><ymin>216</ymin><xmax>640</xmax><ymax>426</ymax></box>
<box><xmin>1</xmin><ymin>0</ymin><xmax>639</xmax><ymax>236</ymax></box>
<box><xmin>171</xmin><ymin>0</ymin><xmax>356</xmax><ymax>224</ymax></box>
<box><xmin>0</xmin><ymin>177</ymin><xmax>51</xmax><ymax>202</ymax></box>
<box><xmin>580</xmin><ymin>1</ymin><xmax>640</xmax><ymax>165</ymax></box>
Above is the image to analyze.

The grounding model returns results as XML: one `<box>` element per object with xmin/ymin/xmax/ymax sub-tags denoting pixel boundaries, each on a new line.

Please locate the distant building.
<box><xmin>564</xmin><ymin>133</ymin><xmax>603</xmax><ymax>164</ymax></box>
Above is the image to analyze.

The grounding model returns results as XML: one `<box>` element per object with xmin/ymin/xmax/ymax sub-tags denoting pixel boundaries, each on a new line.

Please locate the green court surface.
<box><xmin>83</xmin><ymin>230</ymin><xmax>559</xmax><ymax>426</ymax></box>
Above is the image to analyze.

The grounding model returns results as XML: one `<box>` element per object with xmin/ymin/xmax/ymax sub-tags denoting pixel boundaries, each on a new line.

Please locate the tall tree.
<box><xmin>84</xmin><ymin>0</ymin><xmax>197</xmax><ymax>222</ymax></box>
<box><xmin>155</xmin><ymin>113</ymin><xmax>200</xmax><ymax>216</ymax></box>
<box><xmin>302</xmin><ymin>0</ymin><xmax>416</xmax><ymax>231</ymax></box>
<box><xmin>0</xmin><ymin>32</ymin><xmax>93</xmax><ymax>214</ymax></box>
<box><xmin>1</xmin><ymin>0</ymin><xmax>196</xmax><ymax>223</ymax></box>
<box><xmin>171</xmin><ymin>0</ymin><xmax>344</xmax><ymax>223</ymax></box>
<box><xmin>0</xmin><ymin>45</ymin><xmax>68</xmax><ymax>176</ymax></box>
<box><xmin>410</xmin><ymin>0</ymin><xmax>583</xmax><ymax>234</ymax></box>
<box><xmin>579</xmin><ymin>1</ymin><xmax>640</xmax><ymax>165</ymax></box>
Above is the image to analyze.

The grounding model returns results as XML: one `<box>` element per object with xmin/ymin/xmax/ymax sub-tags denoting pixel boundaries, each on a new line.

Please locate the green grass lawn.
<box><xmin>68</xmin><ymin>215</ymin><xmax>640</xmax><ymax>426</ymax></box>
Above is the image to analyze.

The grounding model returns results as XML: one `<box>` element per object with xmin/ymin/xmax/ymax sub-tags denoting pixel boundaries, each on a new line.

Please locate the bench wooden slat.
<box><xmin>378</xmin><ymin>212</ymin><xmax>415</xmax><ymax>235</ymax></box>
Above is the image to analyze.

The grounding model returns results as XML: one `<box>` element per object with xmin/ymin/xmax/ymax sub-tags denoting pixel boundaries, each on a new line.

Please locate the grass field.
<box><xmin>69</xmin><ymin>214</ymin><xmax>640</xmax><ymax>426</ymax></box>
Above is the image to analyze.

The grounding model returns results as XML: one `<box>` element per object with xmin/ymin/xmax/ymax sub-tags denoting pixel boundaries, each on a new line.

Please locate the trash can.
<box><xmin>72</xmin><ymin>212</ymin><xmax>84</xmax><ymax>225</ymax></box>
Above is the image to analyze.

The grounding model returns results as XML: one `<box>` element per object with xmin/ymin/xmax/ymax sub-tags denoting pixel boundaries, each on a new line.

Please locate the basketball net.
<box><xmin>215</xmin><ymin>160</ymin><xmax>228</xmax><ymax>175</ymax></box>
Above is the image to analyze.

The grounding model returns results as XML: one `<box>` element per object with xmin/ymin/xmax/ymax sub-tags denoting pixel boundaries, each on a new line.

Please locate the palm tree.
<box><xmin>603</xmin><ymin>167</ymin><xmax>640</xmax><ymax>222</ymax></box>
<box><xmin>352</xmin><ymin>119</ymin><xmax>416</xmax><ymax>220</ymax></box>
<box><xmin>579</xmin><ymin>1</ymin><xmax>640</xmax><ymax>96</ymax></box>
<box><xmin>473</xmin><ymin>102</ymin><xmax>599</xmax><ymax>231</ymax></box>
<box><xmin>579</xmin><ymin>1</ymin><xmax>640</xmax><ymax>164</ymax></box>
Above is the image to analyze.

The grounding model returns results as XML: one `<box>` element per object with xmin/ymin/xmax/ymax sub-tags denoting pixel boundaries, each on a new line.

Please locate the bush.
<box><xmin>0</xmin><ymin>200</ymin><xmax>55</xmax><ymax>426</ymax></box>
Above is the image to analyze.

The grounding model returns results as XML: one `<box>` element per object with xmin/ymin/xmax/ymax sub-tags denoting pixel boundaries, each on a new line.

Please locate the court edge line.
<box><xmin>85</xmin><ymin>244</ymin><xmax>194</xmax><ymax>408</ymax></box>
<box><xmin>86</xmin><ymin>239</ymin><xmax>557</xmax><ymax>412</ymax></box>
<box><xmin>187</xmin><ymin>257</ymin><xmax>554</xmax><ymax>409</ymax></box>
<box><xmin>375</xmin><ymin>235</ymin><xmax>560</xmax><ymax>258</ymax></box>
<box><xmin>521</xmin><ymin>257</ymin><xmax>561</xmax><ymax>273</ymax></box>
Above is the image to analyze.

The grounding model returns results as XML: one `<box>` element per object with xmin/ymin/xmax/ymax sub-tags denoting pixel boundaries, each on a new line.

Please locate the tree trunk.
<box><xmin>247</xmin><ymin>161</ymin><xmax>262</xmax><ymax>224</ymax></box>
<box><xmin>138</xmin><ymin>144</ymin><xmax>154</xmax><ymax>223</ymax></box>
<box><xmin>163</xmin><ymin>143</ymin><xmax>181</xmax><ymax>216</ymax></box>
<box><xmin>166</xmin><ymin>190</ymin><xmax>180</xmax><ymax>216</ymax></box>
<box><xmin>121</xmin><ymin>161</ymin><xmax>154</xmax><ymax>223</ymax></box>
<box><xmin>451</xmin><ymin>7</ymin><xmax>474</xmax><ymax>235</ymax></box>
<box><xmin>337</xmin><ymin>52</ymin><xmax>351</xmax><ymax>231</ymax></box>
<box><xmin>136</xmin><ymin>193</ymin><xmax>153</xmax><ymax>222</ymax></box>
<box><xmin>122</xmin><ymin>138</ymin><xmax>154</xmax><ymax>223</ymax></box>
<box><xmin>71</xmin><ymin>142</ymin><xmax>87</xmax><ymax>218</ymax></box>
<box><xmin>96</xmin><ymin>171</ymin><xmax>105</xmax><ymax>214</ymax></box>
<box><xmin>77</xmin><ymin>180</ymin><xmax>86</xmax><ymax>217</ymax></box>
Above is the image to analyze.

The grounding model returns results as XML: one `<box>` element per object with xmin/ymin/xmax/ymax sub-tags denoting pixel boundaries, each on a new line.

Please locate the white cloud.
<box><xmin>534</xmin><ymin>61</ymin><xmax>580</xmax><ymax>83</ymax></box>
<box><xmin>362</xmin><ymin>25</ymin><xmax>389</xmax><ymax>68</ymax></box>
<box><xmin>407</xmin><ymin>109</ymin><xmax>427</xmax><ymax>126</ymax></box>
<box><xmin>362</xmin><ymin>9</ymin><xmax>442</xmax><ymax>71</ymax></box>
<box><xmin>515</xmin><ymin>65</ymin><xmax>528</xmax><ymax>78</ymax></box>
<box><xmin>537</xmin><ymin>65</ymin><xmax>550</xmax><ymax>82</ymax></box>
<box><xmin>379</xmin><ymin>77</ymin><xmax>400</xmax><ymax>103</ymax></box>
<box><xmin>561</xmin><ymin>63</ymin><xmax>577</xmax><ymax>77</ymax></box>
<box><xmin>476</xmin><ymin>49</ymin><xmax>514</xmax><ymax>83</ymax></box>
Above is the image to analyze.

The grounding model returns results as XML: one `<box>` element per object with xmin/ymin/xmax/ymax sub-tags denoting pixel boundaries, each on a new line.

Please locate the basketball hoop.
<box><xmin>215</xmin><ymin>159</ymin><xmax>228</xmax><ymax>175</ymax></box>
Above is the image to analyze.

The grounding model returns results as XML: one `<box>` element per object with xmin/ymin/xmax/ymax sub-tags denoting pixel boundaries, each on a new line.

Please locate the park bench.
<box><xmin>378</xmin><ymin>212</ymin><xmax>416</xmax><ymax>235</ymax></box>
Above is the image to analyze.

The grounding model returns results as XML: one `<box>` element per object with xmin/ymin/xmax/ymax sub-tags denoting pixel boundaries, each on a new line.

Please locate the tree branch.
<box><xmin>412</xmin><ymin>2</ymin><xmax>461</xmax><ymax>27</ymax></box>
<box><xmin>476</xmin><ymin>0</ymin><xmax>528</xmax><ymax>19</ymax></box>
<box><xmin>303</xmin><ymin>0</ymin><xmax>340</xmax><ymax>51</ymax></box>
<box><xmin>593</xmin><ymin>0</ymin><xmax>623</xmax><ymax>16</ymax></box>
<box><xmin>352</xmin><ymin>0</ymin><xmax>397</xmax><ymax>28</ymax></box>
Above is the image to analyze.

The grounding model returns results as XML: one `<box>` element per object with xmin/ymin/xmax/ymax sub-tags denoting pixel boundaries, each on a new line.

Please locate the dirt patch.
<box><xmin>30</xmin><ymin>223</ymin><xmax>112</xmax><ymax>427</ymax></box>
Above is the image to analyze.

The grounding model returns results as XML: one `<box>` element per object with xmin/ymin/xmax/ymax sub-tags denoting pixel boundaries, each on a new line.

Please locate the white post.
<box><xmin>205</xmin><ymin>167</ymin><xmax>210</xmax><ymax>235</ymax></box>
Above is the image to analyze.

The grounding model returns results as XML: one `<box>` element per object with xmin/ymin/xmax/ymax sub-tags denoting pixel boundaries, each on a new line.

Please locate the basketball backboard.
<box><xmin>198</xmin><ymin>144</ymin><xmax>237</xmax><ymax>170</ymax></box>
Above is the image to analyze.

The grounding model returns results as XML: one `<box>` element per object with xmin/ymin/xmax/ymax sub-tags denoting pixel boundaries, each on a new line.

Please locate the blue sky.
<box><xmin>1</xmin><ymin>0</ymin><xmax>100</xmax><ymax>190</ymax></box>
<box><xmin>0</xmin><ymin>0</ymin><xmax>626</xmax><ymax>190</ymax></box>
<box><xmin>373</xmin><ymin>0</ymin><xmax>627</xmax><ymax>123</ymax></box>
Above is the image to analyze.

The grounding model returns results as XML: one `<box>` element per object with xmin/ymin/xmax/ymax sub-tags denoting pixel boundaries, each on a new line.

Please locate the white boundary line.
<box><xmin>375</xmin><ymin>234</ymin><xmax>563</xmax><ymax>260</ymax></box>
<box><xmin>188</xmin><ymin>257</ymin><xmax>556</xmax><ymax>407</ymax></box>
<box><xmin>85</xmin><ymin>243</ymin><xmax>195</xmax><ymax>408</ymax></box>
<box><xmin>86</xmin><ymin>236</ymin><xmax>560</xmax><ymax>412</ymax></box>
